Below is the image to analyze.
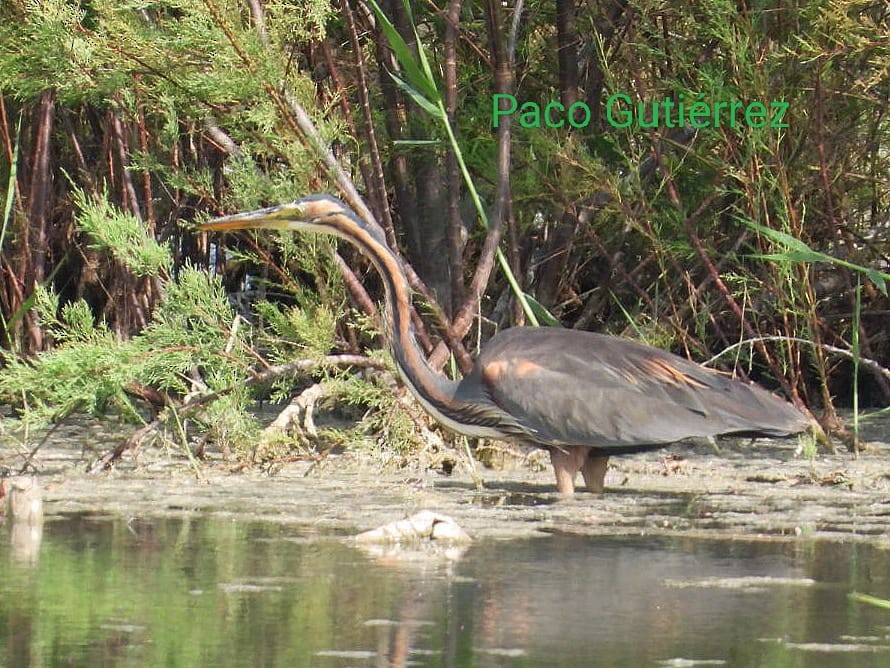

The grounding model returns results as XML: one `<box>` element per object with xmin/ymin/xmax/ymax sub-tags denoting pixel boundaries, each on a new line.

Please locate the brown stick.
<box><xmin>448</xmin><ymin>0</ymin><xmax>519</xmax><ymax>340</ymax></box>
<box><xmin>443</xmin><ymin>0</ymin><xmax>466</xmax><ymax>314</ymax></box>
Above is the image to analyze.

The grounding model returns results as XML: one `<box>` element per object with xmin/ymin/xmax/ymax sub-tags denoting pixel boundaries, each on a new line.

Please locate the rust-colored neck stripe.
<box><xmin>328</xmin><ymin>217</ymin><xmax>457</xmax><ymax>411</ymax></box>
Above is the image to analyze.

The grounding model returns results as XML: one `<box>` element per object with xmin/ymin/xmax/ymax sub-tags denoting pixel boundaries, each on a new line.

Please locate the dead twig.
<box><xmin>705</xmin><ymin>336</ymin><xmax>890</xmax><ymax>384</ymax></box>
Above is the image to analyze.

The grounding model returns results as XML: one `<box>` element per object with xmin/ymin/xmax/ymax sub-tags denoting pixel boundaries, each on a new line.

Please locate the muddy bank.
<box><xmin>3</xmin><ymin>415</ymin><xmax>889</xmax><ymax>546</ymax></box>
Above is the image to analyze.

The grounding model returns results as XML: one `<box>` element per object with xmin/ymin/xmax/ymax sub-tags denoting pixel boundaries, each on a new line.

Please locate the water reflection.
<box><xmin>5</xmin><ymin>476</ymin><xmax>44</xmax><ymax>565</ymax></box>
<box><xmin>2</xmin><ymin>515</ymin><xmax>889</xmax><ymax>667</ymax></box>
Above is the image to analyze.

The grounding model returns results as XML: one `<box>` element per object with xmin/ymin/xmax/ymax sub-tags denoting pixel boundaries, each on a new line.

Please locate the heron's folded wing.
<box><xmin>469</xmin><ymin>327</ymin><xmax>806</xmax><ymax>448</ymax></box>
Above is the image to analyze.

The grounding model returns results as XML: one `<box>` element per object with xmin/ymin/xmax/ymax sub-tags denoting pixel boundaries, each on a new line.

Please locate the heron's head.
<box><xmin>200</xmin><ymin>194</ymin><xmax>382</xmax><ymax>244</ymax></box>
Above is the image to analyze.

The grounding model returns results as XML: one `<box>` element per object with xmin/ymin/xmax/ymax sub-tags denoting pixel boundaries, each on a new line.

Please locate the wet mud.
<box><xmin>4</xmin><ymin>414</ymin><xmax>888</xmax><ymax>547</ymax></box>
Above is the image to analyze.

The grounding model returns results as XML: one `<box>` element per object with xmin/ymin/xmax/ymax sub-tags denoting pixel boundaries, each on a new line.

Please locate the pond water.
<box><xmin>2</xmin><ymin>515</ymin><xmax>889</xmax><ymax>667</ymax></box>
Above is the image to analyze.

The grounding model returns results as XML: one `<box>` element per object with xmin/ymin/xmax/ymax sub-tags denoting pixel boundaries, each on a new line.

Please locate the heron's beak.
<box><xmin>199</xmin><ymin>201</ymin><xmax>307</xmax><ymax>232</ymax></box>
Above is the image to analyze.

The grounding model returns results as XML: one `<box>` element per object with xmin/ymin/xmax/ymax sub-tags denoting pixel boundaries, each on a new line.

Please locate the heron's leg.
<box><xmin>581</xmin><ymin>454</ymin><xmax>609</xmax><ymax>494</ymax></box>
<box><xmin>549</xmin><ymin>446</ymin><xmax>588</xmax><ymax>495</ymax></box>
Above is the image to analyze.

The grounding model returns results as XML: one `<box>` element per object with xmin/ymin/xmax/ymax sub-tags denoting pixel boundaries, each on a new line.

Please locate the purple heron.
<box><xmin>201</xmin><ymin>195</ymin><xmax>809</xmax><ymax>494</ymax></box>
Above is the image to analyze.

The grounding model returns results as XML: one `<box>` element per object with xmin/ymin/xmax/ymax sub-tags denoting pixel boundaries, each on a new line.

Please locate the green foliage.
<box><xmin>265</xmin><ymin>0</ymin><xmax>334</xmax><ymax>43</ymax></box>
<box><xmin>1</xmin><ymin>0</ymin><xmax>255</xmax><ymax>105</ymax></box>
<box><xmin>198</xmin><ymin>390</ymin><xmax>259</xmax><ymax>459</ymax></box>
<box><xmin>2</xmin><ymin>0</ymin><xmax>888</xmax><ymax>465</ymax></box>
<box><xmin>0</xmin><ymin>0</ymin><xmax>96</xmax><ymax>100</ymax></box>
<box><xmin>0</xmin><ymin>0</ymin><xmax>416</xmax><ymax>463</ymax></box>
<box><xmin>320</xmin><ymin>371</ymin><xmax>427</xmax><ymax>462</ymax></box>
<box><xmin>0</xmin><ymin>264</ymin><xmax>262</xmax><ymax>445</ymax></box>
<box><xmin>0</xmin><ymin>0</ymin><xmax>361</xmax><ymax>454</ymax></box>
<box><xmin>0</xmin><ymin>331</ymin><xmax>138</xmax><ymax>423</ymax></box>
<box><xmin>1</xmin><ymin>288</ymin><xmax>133</xmax><ymax>421</ymax></box>
<box><xmin>747</xmin><ymin>221</ymin><xmax>890</xmax><ymax>295</ymax></box>
<box><xmin>0</xmin><ymin>0</ymin><xmax>336</xmax><ymax>208</ymax></box>
<box><xmin>133</xmin><ymin>267</ymin><xmax>245</xmax><ymax>394</ymax></box>
<box><xmin>849</xmin><ymin>591</ymin><xmax>890</xmax><ymax>611</ymax></box>
<box><xmin>369</xmin><ymin>0</ymin><xmax>542</xmax><ymax>325</ymax></box>
<box><xmin>3</xmin><ymin>332</ymin><xmax>140</xmax><ymax>429</ymax></box>
<box><xmin>254</xmin><ymin>301</ymin><xmax>335</xmax><ymax>361</ymax></box>
<box><xmin>72</xmin><ymin>188</ymin><xmax>172</xmax><ymax>277</ymax></box>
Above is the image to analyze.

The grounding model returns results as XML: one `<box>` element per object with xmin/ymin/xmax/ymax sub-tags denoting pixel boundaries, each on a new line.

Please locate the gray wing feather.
<box><xmin>459</xmin><ymin>327</ymin><xmax>807</xmax><ymax>449</ymax></box>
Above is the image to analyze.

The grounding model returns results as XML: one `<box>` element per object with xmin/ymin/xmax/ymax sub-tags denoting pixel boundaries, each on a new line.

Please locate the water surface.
<box><xmin>2</xmin><ymin>515</ymin><xmax>889</xmax><ymax>667</ymax></box>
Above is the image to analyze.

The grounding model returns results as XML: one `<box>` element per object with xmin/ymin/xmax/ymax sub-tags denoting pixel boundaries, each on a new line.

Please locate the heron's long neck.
<box><xmin>339</xmin><ymin>225</ymin><xmax>460</xmax><ymax>409</ymax></box>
